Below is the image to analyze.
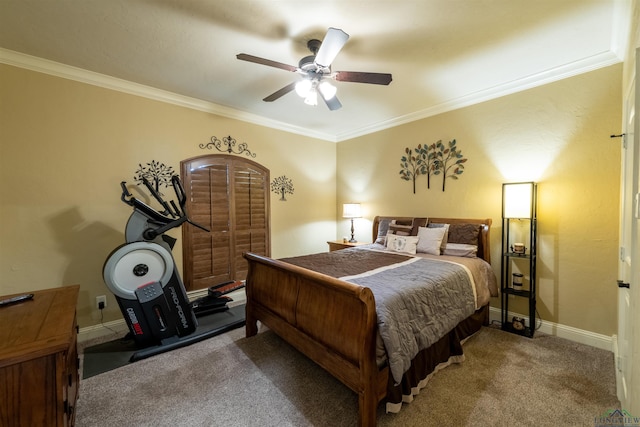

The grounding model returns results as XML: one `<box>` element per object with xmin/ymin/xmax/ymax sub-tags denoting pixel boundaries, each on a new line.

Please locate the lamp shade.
<box><xmin>342</xmin><ymin>203</ymin><xmax>361</xmax><ymax>218</ymax></box>
<box><xmin>503</xmin><ymin>182</ymin><xmax>535</xmax><ymax>219</ymax></box>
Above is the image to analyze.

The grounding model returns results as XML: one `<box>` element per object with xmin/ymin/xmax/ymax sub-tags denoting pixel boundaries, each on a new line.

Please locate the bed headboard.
<box><xmin>372</xmin><ymin>216</ymin><xmax>492</xmax><ymax>264</ymax></box>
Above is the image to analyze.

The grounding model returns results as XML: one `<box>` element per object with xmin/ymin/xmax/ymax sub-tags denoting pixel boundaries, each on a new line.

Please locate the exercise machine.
<box><xmin>103</xmin><ymin>176</ymin><xmax>243</xmax><ymax>361</ymax></box>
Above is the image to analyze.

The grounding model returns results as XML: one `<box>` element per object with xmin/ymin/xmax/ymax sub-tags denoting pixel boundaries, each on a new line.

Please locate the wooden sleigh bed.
<box><xmin>244</xmin><ymin>216</ymin><xmax>496</xmax><ymax>426</ymax></box>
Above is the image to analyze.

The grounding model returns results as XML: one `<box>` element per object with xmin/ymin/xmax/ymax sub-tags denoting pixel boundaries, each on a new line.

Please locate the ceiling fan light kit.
<box><xmin>304</xmin><ymin>88</ymin><xmax>318</xmax><ymax>106</ymax></box>
<box><xmin>236</xmin><ymin>27</ymin><xmax>392</xmax><ymax>111</ymax></box>
<box><xmin>318</xmin><ymin>81</ymin><xmax>337</xmax><ymax>100</ymax></box>
<box><xmin>294</xmin><ymin>79</ymin><xmax>312</xmax><ymax>97</ymax></box>
<box><xmin>295</xmin><ymin>79</ymin><xmax>336</xmax><ymax>103</ymax></box>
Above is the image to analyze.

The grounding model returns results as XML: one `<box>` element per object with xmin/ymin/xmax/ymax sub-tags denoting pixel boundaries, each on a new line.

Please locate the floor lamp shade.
<box><xmin>503</xmin><ymin>182</ymin><xmax>536</xmax><ymax>219</ymax></box>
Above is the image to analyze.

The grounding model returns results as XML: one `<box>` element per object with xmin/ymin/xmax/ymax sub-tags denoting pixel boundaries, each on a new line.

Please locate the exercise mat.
<box><xmin>82</xmin><ymin>304</ymin><xmax>245</xmax><ymax>379</ymax></box>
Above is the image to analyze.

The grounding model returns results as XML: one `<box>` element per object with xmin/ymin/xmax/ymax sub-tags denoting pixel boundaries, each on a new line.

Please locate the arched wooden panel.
<box><xmin>181</xmin><ymin>154</ymin><xmax>270</xmax><ymax>291</ymax></box>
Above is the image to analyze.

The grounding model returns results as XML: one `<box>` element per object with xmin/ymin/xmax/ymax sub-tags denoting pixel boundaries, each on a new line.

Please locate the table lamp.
<box><xmin>342</xmin><ymin>203</ymin><xmax>361</xmax><ymax>243</ymax></box>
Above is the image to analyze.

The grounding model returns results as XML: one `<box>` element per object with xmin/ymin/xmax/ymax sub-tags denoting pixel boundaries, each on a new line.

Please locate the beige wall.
<box><xmin>337</xmin><ymin>64</ymin><xmax>622</xmax><ymax>336</ymax></box>
<box><xmin>0</xmin><ymin>64</ymin><xmax>336</xmax><ymax>328</ymax></box>
<box><xmin>0</xmin><ymin>61</ymin><xmax>623</xmax><ymax>337</ymax></box>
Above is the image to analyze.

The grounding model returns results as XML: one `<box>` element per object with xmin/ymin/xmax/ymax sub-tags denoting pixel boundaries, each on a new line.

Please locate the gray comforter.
<box><xmin>281</xmin><ymin>246</ymin><xmax>497</xmax><ymax>385</ymax></box>
<box><xmin>340</xmin><ymin>256</ymin><xmax>477</xmax><ymax>384</ymax></box>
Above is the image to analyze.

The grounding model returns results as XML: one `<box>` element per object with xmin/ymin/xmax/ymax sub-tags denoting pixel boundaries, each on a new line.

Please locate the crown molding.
<box><xmin>0</xmin><ymin>47</ymin><xmax>621</xmax><ymax>144</ymax></box>
<box><xmin>336</xmin><ymin>49</ymin><xmax>622</xmax><ymax>142</ymax></box>
<box><xmin>0</xmin><ymin>48</ymin><xmax>337</xmax><ymax>142</ymax></box>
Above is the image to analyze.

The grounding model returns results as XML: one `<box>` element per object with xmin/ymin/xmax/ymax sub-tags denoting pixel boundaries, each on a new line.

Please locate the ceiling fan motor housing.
<box><xmin>298</xmin><ymin>55</ymin><xmax>318</xmax><ymax>72</ymax></box>
<box><xmin>299</xmin><ymin>39</ymin><xmax>329</xmax><ymax>73</ymax></box>
<box><xmin>307</xmin><ymin>39</ymin><xmax>321</xmax><ymax>54</ymax></box>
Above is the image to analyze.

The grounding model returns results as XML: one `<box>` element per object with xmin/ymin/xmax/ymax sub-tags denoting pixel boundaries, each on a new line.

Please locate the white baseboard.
<box><xmin>489</xmin><ymin>307</ymin><xmax>614</xmax><ymax>352</ymax></box>
<box><xmin>78</xmin><ymin>319</ymin><xmax>129</xmax><ymax>343</ymax></box>
<box><xmin>78</xmin><ymin>288</ymin><xmax>247</xmax><ymax>344</ymax></box>
<box><xmin>79</xmin><ymin>296</ymin><xmax>610</xmax><ymax>351</ymax></box>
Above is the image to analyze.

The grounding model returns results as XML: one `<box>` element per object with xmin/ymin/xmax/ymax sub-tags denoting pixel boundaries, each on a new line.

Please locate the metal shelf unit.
<box><xmin>500</xmin><ymin>182</ymin><xmax>537</xmax><ymax>338</ymax></box>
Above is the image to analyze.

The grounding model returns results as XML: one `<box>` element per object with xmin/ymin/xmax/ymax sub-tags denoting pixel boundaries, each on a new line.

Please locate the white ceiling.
<box><xmin>0</xmin><ymin>0</ymin><xmax>631</xmax><ymax>142</ymax></box>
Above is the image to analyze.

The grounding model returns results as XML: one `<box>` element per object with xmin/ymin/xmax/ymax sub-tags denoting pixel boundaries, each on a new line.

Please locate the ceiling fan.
<box><xmin>236</xmin><ymin>27</ymin><xmax>392</xmax><ymax>111</ymax></box>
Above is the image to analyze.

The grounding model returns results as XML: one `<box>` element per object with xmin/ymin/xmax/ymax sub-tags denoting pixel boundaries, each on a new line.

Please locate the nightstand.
<box><xmin>327</xmin><ymin>240</ymin><xmax>369</xmax><ymax>252</ymax></box>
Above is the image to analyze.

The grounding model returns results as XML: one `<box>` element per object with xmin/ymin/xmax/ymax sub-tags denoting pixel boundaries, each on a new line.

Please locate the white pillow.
<box><xmin>386</xmin><ymin>233</ymin><xmax>419</xmax><ymax>255</ymax></box>
<box><xmin>443</xmin><ymin>243</ymin><xmax>478</xmax><ymax>258</ymax></box>
<box><xmin>417</xmin><ymin>226</ymin><xmax>447</xmax><ymax>255</ymax></box>
<box><xmin>427</xmin><ymin>223</ymin><xmax>450</xmax><ymax>253</ymax></box>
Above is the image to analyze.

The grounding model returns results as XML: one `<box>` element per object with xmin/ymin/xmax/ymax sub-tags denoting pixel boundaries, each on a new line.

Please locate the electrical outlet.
<box><xmin>96</xmin><ymin>295</ymin><xmax>107</xmax><ymax>310</ymax></box>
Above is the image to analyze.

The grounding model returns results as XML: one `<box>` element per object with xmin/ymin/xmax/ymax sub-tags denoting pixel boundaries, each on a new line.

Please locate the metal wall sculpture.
<box><xmin>271</xmin><ymin>175</ymin><xmax>294</xmax><ymax>201</ymax></box>
<box><xmin>134</xmin><ymin>160</ymin><xmax>177</xmax><ymax>195</ymax></box>
<box><xmin>199</xmin><ymin>135</ymin><xmax>256</xmax><ymax>158</ymax></box>
<box><xmin>399</xmin><ymin>139</ymin><xmax>467</xmax><ymax>193</ymax></box>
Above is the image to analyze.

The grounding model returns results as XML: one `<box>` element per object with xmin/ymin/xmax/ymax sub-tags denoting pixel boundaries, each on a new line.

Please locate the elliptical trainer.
<box><xmin>103</xmin><ymin>175</ymin><xmax>209</xmax><ymax>359</ymax></box>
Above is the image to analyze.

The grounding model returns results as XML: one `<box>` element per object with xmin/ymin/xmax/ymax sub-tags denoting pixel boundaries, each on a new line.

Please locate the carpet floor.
<box><xmin>81</xmin><ymin>305</ymin><xmax>246</xmax><ymax>378</ymax></box>
<box><xmin>75</xmin><ymin>325</ymin><xmax>620</xmax><ymax>426</ymax></box>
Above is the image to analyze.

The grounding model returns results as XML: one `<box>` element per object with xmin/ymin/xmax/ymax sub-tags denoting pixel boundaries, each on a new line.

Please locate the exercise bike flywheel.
<box><xmin>103</xmin><ymin>241</ymin><xmax>174</xmax><ymax>300</ymax></box>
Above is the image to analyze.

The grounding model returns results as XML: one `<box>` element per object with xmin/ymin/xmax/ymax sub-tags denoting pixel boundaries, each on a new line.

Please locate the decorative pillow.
<box><xmin>388</xmin><ymin>222</ymin><xmax>412</xmax><ymax>236</ymax></box>
<box><xmin>443</xmin><ymin>243</ymin><xmax>478</xmax><ymax>258</ymax></box>
<box><xmin>386</xmin><ymin>233</ymin><xmax>419</xmax><ymax>255</ymax></box>
<box><xmin>391</xmin><ymin>218</ymin><xmax>428</xmax><ymax>235</ymax></box>
<box><xmin>375</xmin><ymin>219</ymin><xmax>392</xmax><ymax>245</ymax></box>
<box><xmin>447</xmin><ymin>223</ymin><xmax>482</xmax><ymax>245</ymax></box>
<box><xmin>427</xmin><ymin>222</ymin><xmax>450</xmax><ymax>254</ymax></box>
<box><xmin>375</xmin><ymin>218</ymin><xmax>428</xmax><ymax>245</ymax></box>
<box><xmin>411</xmin><ymin>217</ymin><xmax>429</xmax><ymax>234</ymax></box>
<box><xmin>416</xmin><ymin>226</ymin><xmax>447</xmax><ymax>255</ymax></box>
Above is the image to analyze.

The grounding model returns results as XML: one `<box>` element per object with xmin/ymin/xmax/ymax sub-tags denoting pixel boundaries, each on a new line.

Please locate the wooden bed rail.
<box><xmin>244</xmin><ymin>216</ymin><xmax>493</xmax><ymax>426</ymax></box>
<box><xmin>244</xmin><ymin>252</ymin><xmax>387</xmax><ymax>426</ymax></box>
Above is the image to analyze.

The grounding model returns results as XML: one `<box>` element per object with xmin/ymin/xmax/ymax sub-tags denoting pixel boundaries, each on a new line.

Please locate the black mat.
<box><xmin>82</xmin><ymin>304</ymin><xmax>245</xmax><ymax>379</ymax></box>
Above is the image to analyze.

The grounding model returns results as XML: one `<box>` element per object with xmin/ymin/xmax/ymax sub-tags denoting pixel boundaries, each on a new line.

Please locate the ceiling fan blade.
<box><xmin>237</xmin><ymin>53</ymin><xmax>298</xmax><ymax>72</ymax></box>
<box><xmin>322</xmin><ymin>94</ymin><xmax>342</xmax><ymax>111</ymax></box>
<box><xmin>263</xmin><ymin>82</ymin><xmax>296</xmax><ymax>102</ymax></box>
<box><xmin>334</xmin><ymin>71</ymin><xmax>393</xmax><ymax>85</ymax></box>
<box><xmin>314</xmin><ymin>28</ymin><xmax>349</xmax><ymax>67</ymax></box>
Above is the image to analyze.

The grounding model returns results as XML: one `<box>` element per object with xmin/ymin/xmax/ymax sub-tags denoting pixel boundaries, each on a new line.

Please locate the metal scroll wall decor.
<box><xmin>199</xmin><ymin>135</ymin><xmax>256</xmax><ymax>158</ymax></box>
<box><xmin>271</xmin><ymin>175</ymin><xmax>294</xmax><ymax>201</ymax></box>
<box><xmin>134</xmin><ymin>160</ymin><xmax>177</xmax><ymax>195</ymax></box>
<box><xmin>399</xmin><ymin>139</ymin><xmax>467</xmax><ymax>193</ymax></box>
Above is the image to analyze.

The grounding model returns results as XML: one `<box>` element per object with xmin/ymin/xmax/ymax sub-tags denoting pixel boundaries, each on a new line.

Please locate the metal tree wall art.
<box><xmin>399</xmin><ymin>139</ymin><xmax>467</xmax><ymax>193</ymax></box>
<box><xmin>199</xmin><ymin>135</ymin><xmax>256</xmax><ymax>158</ymax></box>
<box><xmin>399</xmin><ymin>147</ymin><xmax>425</xmax><ymax>194</ymax></box>
<box><xmin>416</xmin><ymin>143</ymin><xmax>440</xmax><ymax>189</ymax></box>
<box><xmin>435</xmin><ymin>139</ymin><xmax>467</xmax><ymax>191</ymax></box>
<box><xmin>134</xmin><ymin>160</ymin><xmax>176</xmax><ymax>195</ymax></box>
<box><xmin>271</xmin><ymin>175</ymin><xmax>294</xmax><ymax>201</ymax></box>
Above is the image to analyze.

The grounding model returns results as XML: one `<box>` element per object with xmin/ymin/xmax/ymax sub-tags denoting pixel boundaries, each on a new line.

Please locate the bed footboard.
<box><xmin>244</xmin><ymin>252</ymin><xmax>388</xmax><ymax>427</ymax></box>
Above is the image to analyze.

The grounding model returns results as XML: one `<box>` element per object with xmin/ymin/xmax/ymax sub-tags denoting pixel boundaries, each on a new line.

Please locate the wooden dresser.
<box><xmin>0</xmin><ymin>285</ymin><xmax>80</xmax><ymax>427</ymax></box>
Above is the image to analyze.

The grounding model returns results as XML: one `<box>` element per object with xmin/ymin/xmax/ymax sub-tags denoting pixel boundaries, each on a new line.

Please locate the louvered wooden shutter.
<box><xmin>233</xmin><ymin>164</ymin><xmax>268</xmax><ymax>279</ymax></box>
<box><xmin>181</xmin><ymin>155</ymin><xmax>270</xmax><ymax>291</ymax></box>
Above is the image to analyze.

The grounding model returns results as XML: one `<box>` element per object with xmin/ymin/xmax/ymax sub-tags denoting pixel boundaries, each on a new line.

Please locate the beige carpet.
<box><xmin>75</xmin><ymin>326</ymin><xmax>620</xmax><ymax>426</ymax></box>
